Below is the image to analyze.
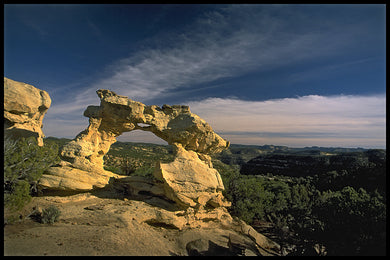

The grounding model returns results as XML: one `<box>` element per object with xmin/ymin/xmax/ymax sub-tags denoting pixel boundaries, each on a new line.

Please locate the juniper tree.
<box><xmin>4</xmin><ymin>136</ymin><xmax>60</xmax><ymax>211</ymax></box>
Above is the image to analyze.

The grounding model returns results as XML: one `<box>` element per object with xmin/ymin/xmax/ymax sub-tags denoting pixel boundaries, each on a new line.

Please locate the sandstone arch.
<box><xmin>39</xmin><ymin>89</ymin><xmax>231</xmax><ymax>209</ymax></box>
<box><xmin>58</xmin><ymin>89</ymin><xmax>229</xmax><ymax>173</ymax></box>
<box><xmin>6</xmin><ymin>79</ymin><xmax>281</xmax><ymax>254</ymax></box>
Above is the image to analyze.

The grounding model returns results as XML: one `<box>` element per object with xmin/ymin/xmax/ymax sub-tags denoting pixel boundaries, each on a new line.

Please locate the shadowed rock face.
<box><xmin>4</xmin><ymin>77</ymin><xmax>51</xmax><ymax>146</ymax></box>
<box><xmin>40</xmin><ymin>89</ymin><xmax>231</xmax><ymax>208</ymax></box>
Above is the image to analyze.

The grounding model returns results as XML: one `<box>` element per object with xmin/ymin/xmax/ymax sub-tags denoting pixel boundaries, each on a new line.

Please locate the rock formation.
<box><xmin>3</xmin><ymin>84</ymin><xmax>280</xmax><ymax>256</ymax></box>
<box><xmin>4</xmin><ymin>77</ymin><xmax>51</xmax><ymax>146</ymax></box>
<box><xmin>39</xmin><ymin>89</ymin><xmax>230</xmax><ymax>209</ymax></box>
<box><xmin>59</xmin><ymin>89</ymin><xmax>229</xmax><ymax>173</ymax></box>
<box><xmin>153</xmin><ymin>143</ymin><xmax>231</xmax><ymax>208</ymax></box>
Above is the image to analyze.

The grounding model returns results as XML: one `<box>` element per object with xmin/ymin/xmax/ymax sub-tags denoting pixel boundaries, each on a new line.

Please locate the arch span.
<box><xmin>59</xmin><ymin>89</ymin><xmax>229</xmax><ymax>173</ymax></box>
<box><xmin>39</xmin><ymin>89</ymin><xmax>230</xmax><ymax>209</ymax></box>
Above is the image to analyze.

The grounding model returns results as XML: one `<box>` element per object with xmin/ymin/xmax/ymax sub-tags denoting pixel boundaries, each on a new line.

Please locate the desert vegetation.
<box><xmin>215</xmin><ymin>160</ymin><xmax>386</xmax><ymax>255</ymax></box>
<box><xmin>4</xmin><ymin>137</ymin><xmax>386</xmax><ymax>255</ymax></box>
<box><xmin>100</xmin><ymin>140</ymin><xmax>386</xmax><ymax>256</ymax></box>
<box><xmin>4</xmin><ymin>136</ymin><xmax>60</xmax><ymax>213</ymax></box>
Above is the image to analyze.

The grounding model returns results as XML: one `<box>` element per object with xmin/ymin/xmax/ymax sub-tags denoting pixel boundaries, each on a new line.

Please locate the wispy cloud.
<box><xmin>50</xmin><ymin>5</ymin><xmax>366</xmax><ymax>105</ymax></box>
<box><xmin>186</xmin><ymin>94</ymin><xmax>386</xmax><ymax>148</ymax></box>
<box><xmin>45</xmin><ymin>93</ymin><xmax>386</xmax><ymax>148</ymax></box>
<box><xmin>43</xmin><ymin>5</ymin><xmax>385</xmax><ymax>148</ymax></box>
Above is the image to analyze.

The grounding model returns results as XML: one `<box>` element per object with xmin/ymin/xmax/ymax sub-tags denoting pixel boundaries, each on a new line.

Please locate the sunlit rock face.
<box><xmin>59</xmin><ymin>89</ymin><xmax>229</xmax><ymax>173</ymax></box>
<box><xmin>4</xmin><ymin>77</ymin><xmax>51</xmax><ymax>146</ymax></box>
<box><xmin>39</xmin><ymin>89</ymin><xmax>230</xmax><ymax>209</ymax></box>
<box><xmin>153</xmin><ymin>143</ymin><xmax>231</xmax><ymax>209</ymax></box>
<box><xmin>36</xmin><ymin>89</ymin><xmax>281</xmax><ymax>254</ymax></box>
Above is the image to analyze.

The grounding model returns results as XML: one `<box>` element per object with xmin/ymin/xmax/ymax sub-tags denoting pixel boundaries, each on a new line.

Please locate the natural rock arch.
<box><xmin>59</xmin><ymin>89</ymin><xmax>229</xmax><ymax>173</ymax></box>
<box><xmin>40</xmin><ymin>89</ymin><xmax>231</xmax><ymax>209</ymax></box>
<box><xmin>6</xmin><ymin>79</ymin><xmax>281</xmax><ymax>254</ymax></box>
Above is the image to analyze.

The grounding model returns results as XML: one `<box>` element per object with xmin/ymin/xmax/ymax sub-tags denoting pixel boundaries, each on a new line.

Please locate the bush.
<box><xmin>40</xmin><ymin>205</ymin><xmax>61</xmax><ymax>224</ymax></box>
<box><xmin>4</xmin><ymin>136</ymin><xmax>60</xmax><ymax>211</ymax></box>
<box><xmin>132</xmin><ymin>165</ymin><xmax>155</xmax><ymax>178</ymax></box>
<box><xmin>104</xmin><ymin>165</ymin><xmax>125</xmax><ymax>175</ymax></box>
<box><xmin>313</xmin><ymin>187</ymin><xmax>386</xmax><ymax>255</ymax></box>
<box><xmin>4</xmin><ymin>180</ymin><xmax>31</xmax><ymax>212</ymax></box>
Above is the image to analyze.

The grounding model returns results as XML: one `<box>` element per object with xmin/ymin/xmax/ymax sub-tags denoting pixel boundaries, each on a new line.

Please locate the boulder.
<box><xmin>232</xmin><ymin>218</ymin><xmax>281</xmax><ymax>254</ymax></box>
<box><xmin>4</xmin><ymin>77</ymin><xmax>51</xmax><ymax>146</ymax></box>
<box><xmin>153</xmin><ymin>143</ymin><xmax>230</xmax><ymax>208</ymax></box>
<box><xmin>40</xmin><ymin>165</ymin><xmax>121</xmax><ymax>191</ymax></box>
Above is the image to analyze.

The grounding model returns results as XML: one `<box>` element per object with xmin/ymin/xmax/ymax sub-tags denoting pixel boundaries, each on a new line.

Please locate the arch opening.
<box><xmin>103</xmin><ymin>130</ymin><xmax>174</xmax><ymax>177</ymax></box>
<box><xmin>117</xmin><ymin>130</ymin><xmax>168</xmax><ymax>145</ymax></box>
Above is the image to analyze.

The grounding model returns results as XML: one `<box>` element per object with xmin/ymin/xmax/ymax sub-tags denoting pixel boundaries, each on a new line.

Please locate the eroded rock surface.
<box><xmin>8</xmin><ymin>86</ymin><xmax>280</xmax><ymax>255</ymax></box>
<box><xmin>39</xmin><ymin>161</ymin><xmax>120</xmax><ymax>191</ymax></box>
<box><xmin>4</xmin><ymin>82</ymin><xmax>281</xmax><ymax>256</ymax></box>
<box><xmin>58</xmin><ymin>89</ymin><xmax>229</xmax><ymax>174</ymax></box>
<box><xmin>153</xmin><ymin>143</ymin><xmax>231</xmax><ymax>208</ymax></box>
<box><xmin>39</xmin><ymin>89</ymin><xmax>230</xmax><ymax>210</ymax></box>
<box><xmin>4</xmin><ymin>191</ymin><xmax>280</xmax><ymax>256</ymax></box>
<box><xmin>4</xmin><ymin>77</ymin><xmax>51</xmax><ymax>146</ymax></box>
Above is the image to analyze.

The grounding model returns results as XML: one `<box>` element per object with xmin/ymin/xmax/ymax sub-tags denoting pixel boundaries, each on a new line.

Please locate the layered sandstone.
<box><xmin>153</xmin><ymin>143</ymin><xmax>231</xmax><ymax>208</ymax></box>
<box><xmin>4</xmin><ymin>190</ymin><xmax>280</xmax><ymax>256</ymax></box>
<box><xmin>8</xmin><ymin>85</ymin><xmax>280</xmax><ymax>255</ymax></box>
<box><xmin>4</xmin><ymin>77</ymin><xmax>51</xmax><ymax>146</ymax></box>
<box><xmin>39</xmin><ymin>89</ymin><xmax>230</xmax><ymax>209</ymax></box>
<box><xmin>54</xmin><ymin>89</ymin><xmax>228</xmax><ymax>173</ymax></box>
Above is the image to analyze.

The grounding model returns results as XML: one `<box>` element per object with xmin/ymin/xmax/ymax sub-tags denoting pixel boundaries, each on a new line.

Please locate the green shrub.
<box><xmin>313</xmin><ymin>186</ymin><xmax>386</xmax><ymax>255</ymax></box>
<box><xmin>4</xmin><ymin>136</ymin><xmax>60</xmax><ymax>211</ymax></box>
<box><xmin>104</xmin><ymin>165</ymin><xmax>125</xmax><ymax>175</ymax></box>
<box><xmin>4</xmin><ymin>180</ymin><xmax>31</xmax><ymax>212</ymax></box>
<box><xmin>40</xmin><ymin>205</ymin><xmax>61</xmax><ymax>224</ymax></box>
<box><xmin>132</xmin><ymin>165</ymin><xmax>155</xmax><ymax>178</ymax></box>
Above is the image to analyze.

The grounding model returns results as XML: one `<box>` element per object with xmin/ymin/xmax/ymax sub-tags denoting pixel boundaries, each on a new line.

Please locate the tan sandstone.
<box><xmin>57</xmin><ymin>89</ymin><xmax>229</xmax><ymax>174</ymax></box>
<box><xmin>4</xmin><ymin>77</ymin><xmax>51</xmax><ymax>146</ymax></box>
<box><xmin>4</xmin><ymin>83</ymin><xmax>280</xmax><ymax>255</ymax></box>
<box><xmin>39</xmin><ymin>89</ymin><xmax>230</xmax><ymax>210</ymax></box>
<box><xmin>153</xmin><ymin>143</ymin><xmax>231</xmax><ymax>208</ymax></box>
<box><xmin>4</xmin><ymin>190</ymin><xmax>280</xmax><ymax>256</ymax></box>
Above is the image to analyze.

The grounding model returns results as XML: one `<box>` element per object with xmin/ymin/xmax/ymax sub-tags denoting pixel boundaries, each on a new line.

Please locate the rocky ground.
<box><xmin>4</xmin><ymin>188</ymin><xmax>279</xmax><ymax>256</ymax></box>
<box><xmin>4</xmin><ymin>79</ymin><xmax>280</xmax><ymax>256</ymax></box>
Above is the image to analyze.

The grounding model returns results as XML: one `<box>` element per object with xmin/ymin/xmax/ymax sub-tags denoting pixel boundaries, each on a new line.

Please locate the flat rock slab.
<box><xmin>4</xmin><ymin>192</ymin><xmax>279</xmax><ymax>256</ymax></box>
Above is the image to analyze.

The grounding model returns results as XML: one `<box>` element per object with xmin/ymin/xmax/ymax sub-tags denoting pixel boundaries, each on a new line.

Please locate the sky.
<box><xmin>4</xmin><ymin>4</ymin><xmax>386</xmax><ymax>148</ymax></box>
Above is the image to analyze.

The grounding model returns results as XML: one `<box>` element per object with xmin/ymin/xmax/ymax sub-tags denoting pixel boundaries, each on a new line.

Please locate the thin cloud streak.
<box><xmin>187</xmin><ymin>94</ymin><xmax>386</xmax><ymax>148</ymax></box>
<box><xmin>45</xmin><ymin>93</ymin><xmax>386</xmax><ymax>148</ymax></box>
<box><xmin>53</xmin><ymin>5</ymin><xmax>366</xmax><ymax>105</ymax></box>
<box><xmin>41</xmin><ymin>5</ymin><xmax>385</xmax><ymax>148</ymax></box>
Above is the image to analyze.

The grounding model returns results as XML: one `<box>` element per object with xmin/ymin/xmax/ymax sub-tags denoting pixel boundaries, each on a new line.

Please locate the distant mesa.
<box><xmin>4</xmin><ymin>77</ymin><xmax>51</xmax><ymax>146</ymax></box>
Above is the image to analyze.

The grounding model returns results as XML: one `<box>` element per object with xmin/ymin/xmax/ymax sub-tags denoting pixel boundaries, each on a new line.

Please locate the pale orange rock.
<box><xmin>153</xmin><ymin>143</ymin><xmax>231</xmax><ymax>208</ymax></box>
<box><xmin>39</xmin><ymin>89</ymin><xmax>230</xmax><ymax>210</ymax></box>
<box><xmin>4</xmin><ymin>77</ymin><xmax>51</xmax><ymax>146</ymax></box>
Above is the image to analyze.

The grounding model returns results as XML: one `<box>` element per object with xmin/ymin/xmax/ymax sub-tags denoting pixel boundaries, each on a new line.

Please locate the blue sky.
<box><xmin>4</xmin><ymin>4</ymin><xmax>386</xmax><ymax>148</ymax></box>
